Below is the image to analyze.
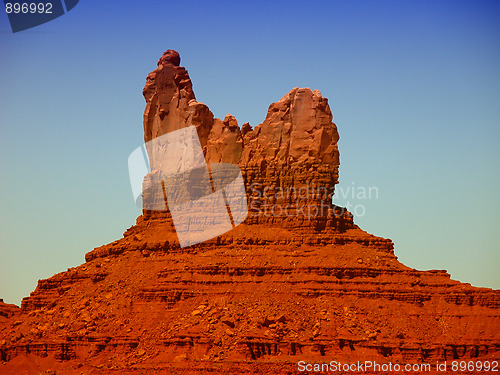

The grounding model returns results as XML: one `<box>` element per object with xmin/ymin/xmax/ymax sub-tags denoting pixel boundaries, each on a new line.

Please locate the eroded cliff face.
<box><xmin>141</xmin><ymin>50</ymin><xmax>345</xmax><ymax>231</ymax></box>
<box><xmin>0</xmin><ymin>300</ymin><xmax>19</xmax><ymax>320</ymax></box>
<box><xmin>0</xmin><ymin>50</ymin><xmax>498</xmax><ymax>375</ymax></box>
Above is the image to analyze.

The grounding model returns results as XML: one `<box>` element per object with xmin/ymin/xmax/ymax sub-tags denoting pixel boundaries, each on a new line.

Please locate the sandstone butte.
<box><xmin>0</xmin><ymin>50</ymin><xmax>498</xmax><ymax>375</ymax></box>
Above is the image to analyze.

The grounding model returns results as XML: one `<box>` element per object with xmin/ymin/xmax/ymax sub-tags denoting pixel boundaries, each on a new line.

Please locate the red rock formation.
<box><xmin>0</xmin><ymin>299</ymin><xmax>19</xmax><ymax>320</ymax></box>
<box><xmin>0</xmin><ymin>50</ymin><xmax>498</xmax><ymax>374</ymax></box>
<box><xmin>141</xmin><ymin>50</ymin><xmax>344</xmax><ymax>231</ymax></box>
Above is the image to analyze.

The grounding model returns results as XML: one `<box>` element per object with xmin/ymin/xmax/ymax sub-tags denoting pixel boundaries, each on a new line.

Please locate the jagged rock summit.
<box><xmin>0</xmin><ymin>50</ymin><xmax>498</xmax><ymax>374</ymax></box>
<box><xmin>140</xmin><ymin>49</ymin><xmax>347</xmax><ymax>236</ymax></box>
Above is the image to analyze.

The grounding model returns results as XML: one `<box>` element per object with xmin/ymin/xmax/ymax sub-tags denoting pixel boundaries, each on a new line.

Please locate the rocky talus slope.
<box><xmin>1</xmin><ymin>50</ymin><xmax>498</xmax><ymax>374</ymax></box>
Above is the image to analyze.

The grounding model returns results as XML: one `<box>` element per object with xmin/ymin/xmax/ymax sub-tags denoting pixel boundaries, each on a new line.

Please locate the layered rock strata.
<box><xmin>0</xmin><ymin>50</ymin><xmax>498</xmax><ymax>374</ymax></box>
<box><xmin>142</xmin><ymin>50</ymin><xmax>342</xmax><ymax>230</ymax></box>
<box><xmin>0</xmin><ymin>299</ymin><xmax>19</xmax><ymax>319</ymax></box>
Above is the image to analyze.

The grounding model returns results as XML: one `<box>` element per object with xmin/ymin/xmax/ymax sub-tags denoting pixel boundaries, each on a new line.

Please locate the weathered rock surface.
<box><xmin>0</xmin><ymin>299</ymin><xmax>19</xmax><ymax>319</ymax></box>
<box><xmin>0</xmin><ymin>50</ymin><xmax>498</xmax><ymax>374</ymax></box>
<box><xmin>142</xmin><ymin>50</ymin><xmax>342</xmax><ymax>230</ymax></box>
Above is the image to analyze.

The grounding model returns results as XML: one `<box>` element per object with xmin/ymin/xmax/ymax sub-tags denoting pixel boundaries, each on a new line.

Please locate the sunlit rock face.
<box><xmin>142</xmin><ymin>50</ymin><xmax>343</xmax><ymax>230</ymax></box>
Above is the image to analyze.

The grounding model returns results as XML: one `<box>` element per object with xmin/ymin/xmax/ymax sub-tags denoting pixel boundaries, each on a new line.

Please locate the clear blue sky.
<box><xmin>1</xmin><ymin>0</ymin><xmax>499</xmax><ymax>305</ymax></box>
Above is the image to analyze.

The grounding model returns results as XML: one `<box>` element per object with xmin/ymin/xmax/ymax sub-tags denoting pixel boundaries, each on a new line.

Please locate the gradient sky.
<box><xmin>1</xmin><ymin>0</ymin><xmax>499</xmax><ymax>305</ymax></box>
